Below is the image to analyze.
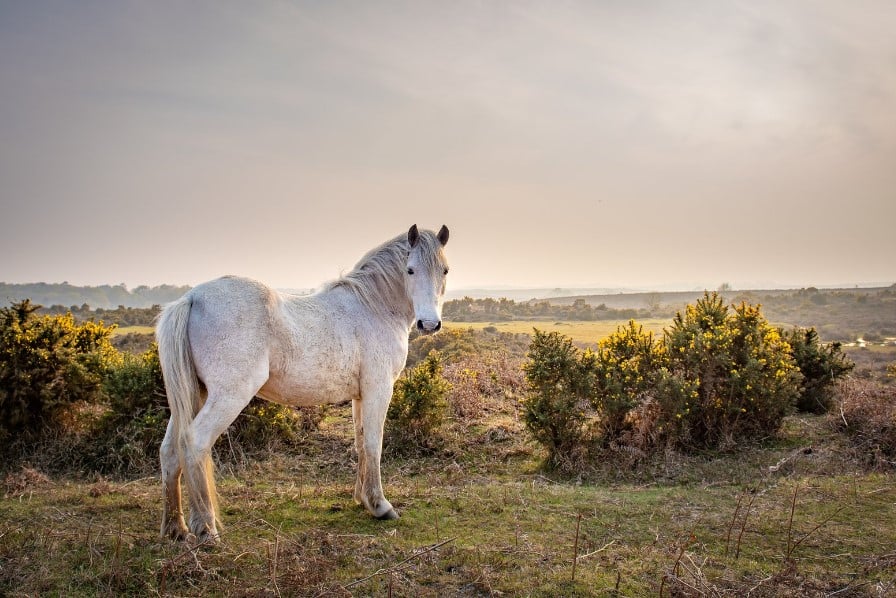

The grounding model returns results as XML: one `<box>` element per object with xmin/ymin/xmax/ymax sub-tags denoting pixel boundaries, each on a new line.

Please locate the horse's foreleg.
<box><xmin>160</xmin><ymin>419</ymin><xmax>189</xmax><ymax>540</ymax></box>
<box><xmin>355</xmin><ymin>384</ymin><xmax>399</xmax><ymax>520</ymax></box>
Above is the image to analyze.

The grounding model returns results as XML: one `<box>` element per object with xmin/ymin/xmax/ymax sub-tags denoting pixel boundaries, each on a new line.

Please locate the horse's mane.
<box><xmin>324</xmin><ymin>230</ymin><xmax>445</xmax><ymax>319</ymax></box>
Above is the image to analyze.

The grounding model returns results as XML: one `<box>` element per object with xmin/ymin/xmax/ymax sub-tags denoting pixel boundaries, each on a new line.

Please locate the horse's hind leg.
<box><xmin>160</xmin><ymin>419</ymin><xmax>189</xmax><ymax>540</ymax></box>
<box><xmin>182</xmin><ymin>384</ymin><xmax>259</xmax><ymax>542</ymax></box>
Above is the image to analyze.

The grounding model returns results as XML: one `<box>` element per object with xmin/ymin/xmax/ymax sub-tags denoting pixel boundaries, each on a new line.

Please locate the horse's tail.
<box><xmin>157</xmin><ymin>295</ymin><xmax>200</xmax><ymax>451</ymax></box>
<box><xmin>156</xmin><ymin>295</ymin><xmax>218</xmax><ymax>525</ymax></box>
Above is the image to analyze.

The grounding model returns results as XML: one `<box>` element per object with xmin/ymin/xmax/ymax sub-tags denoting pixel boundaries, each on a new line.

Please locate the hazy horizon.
<box><xmin>2</xmin><ymin>2</ymin><xmax>894</xmax><ymax>291</ymax></box>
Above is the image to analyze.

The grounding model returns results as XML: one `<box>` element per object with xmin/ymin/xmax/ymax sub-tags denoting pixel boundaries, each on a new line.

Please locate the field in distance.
<box><xmin>111</xmin><ymin>325</ymin><xmax>155</xmax><ymax>336</ymax></box>
<box><xmin>445</xmin><ymin>318</ymin><xmax>671</xmax><ymax>345</ymax></box>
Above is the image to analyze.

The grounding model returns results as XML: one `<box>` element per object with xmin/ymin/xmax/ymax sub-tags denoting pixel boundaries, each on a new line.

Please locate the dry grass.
<box><xmin>2</xmin><ymin>391</ymin><xmax>895</xmax><ymax>596</ymax></box>
<box><xmin>831</xmin><ymin>379</ymin><xmax>896</xmax><ymax>469</ymax></box>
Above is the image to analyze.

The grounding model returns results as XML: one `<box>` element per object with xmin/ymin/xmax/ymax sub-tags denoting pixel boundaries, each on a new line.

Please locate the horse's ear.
<box><xmin>437</xmin><ymin>225</ymin><xmax>449</xmax><ymax>247</ymax></box>
<box><xmin>407</xmin><ymin>224</ymin><xmax>420</xmax><ymax>248</ymax></box>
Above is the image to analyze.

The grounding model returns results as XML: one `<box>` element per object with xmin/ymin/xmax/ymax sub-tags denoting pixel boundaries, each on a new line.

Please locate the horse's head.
<box><xmin>406</xmin><ymin>224</ymin><xmax>449</xmax><ymax>334</ymax></box>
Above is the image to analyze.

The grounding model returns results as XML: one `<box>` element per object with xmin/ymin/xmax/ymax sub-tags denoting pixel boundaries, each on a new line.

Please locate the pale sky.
<box><xmin>1</xmin><ymin>1</ymin><xmax>894</xmax><ymax>292</ymax></box>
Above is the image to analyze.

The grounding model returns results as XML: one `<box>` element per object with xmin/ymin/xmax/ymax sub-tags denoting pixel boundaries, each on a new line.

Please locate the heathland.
<box><xmin>0</xmin><ymin>286</ymin><xmax>894</xmax><ymax>595</ymax></box>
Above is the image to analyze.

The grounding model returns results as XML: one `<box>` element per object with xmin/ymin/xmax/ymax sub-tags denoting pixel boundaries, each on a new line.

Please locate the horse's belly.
<box><xmin>258</xmin><ymin>366</ymin><xmax>359</xmax><ymax>407</ymax></box>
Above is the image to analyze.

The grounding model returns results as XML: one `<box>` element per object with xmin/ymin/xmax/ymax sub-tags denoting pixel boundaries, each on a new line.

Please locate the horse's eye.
<box><xmin>407</xmin><ymin>268</ymin><xmax>415</xmax><ymax>275</ymax></box>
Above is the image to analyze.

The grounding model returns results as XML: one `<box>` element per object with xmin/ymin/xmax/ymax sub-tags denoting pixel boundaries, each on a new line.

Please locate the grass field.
<box><xmin>112</xmin><ymin>325</ymin><xmax>155</xmax><ymax>336</ymax></box>
<box><xmin>2</xmin><ymin>412</ymin><xmax>893</xmax><ymax>596</ymax></box>
<box><xmin>446</xmin><ymin>319</ymin><xmax>672</xmax><ymax>345</ymax></box>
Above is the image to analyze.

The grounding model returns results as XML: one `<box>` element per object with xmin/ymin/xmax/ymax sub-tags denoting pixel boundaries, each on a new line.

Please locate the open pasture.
<box><xmin>446</xmin><ymin>319</ymin><xmax>671</xmax><ymax>345</ymax></box>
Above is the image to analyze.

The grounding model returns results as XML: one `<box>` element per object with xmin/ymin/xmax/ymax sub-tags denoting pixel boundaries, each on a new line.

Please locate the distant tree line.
<box><xmin>0</xmin><ymin>282</ymin><xmax>190</xmax><ymax>310</ymax></box>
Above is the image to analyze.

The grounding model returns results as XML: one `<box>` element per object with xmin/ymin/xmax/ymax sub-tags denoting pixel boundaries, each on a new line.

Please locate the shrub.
<box><xmin>521</xmin><ymin>330</ymin><xmax>597</xmax><ymax>468</ymax></box>
<box><xmin>87</xmin><ymin>345</ymin><xmax>168</xmax><ymax>474</ymax></box>
<box><xmin>442</xmin><ymin>350</ymin><xmax>525</xmax><ymax>420</ymax></box>
<box><xmin>592</xmin><ymin>321</ymin><xmax>664</xmax><ymax>443</ymax></box>
<box><xmin>522</xmin><ymin>294</ymin><xmax>805</xmax><ymax>464</ymax></box>
<box><xmin>388</xmin><ymin>351</ymin><xmax>451</xmax><ymax>446</ymax></box>
<box><xmin>784</xmin><ymin>327</ymin><xmax>854</xmax><ymax>413</ymax></box>
<box><xmin>0</xmin><ymin>300</ymin><xmax>117</xmax><ymax>445</ymax></box>
<box><xmin>831</xmin><ymin>380</ymin><xmax>896</xmax><ymax>469</ymax></box>
<box><xmin>665</xmin><ymin>293</ymin><xmax>801</xmax><ymax>449</ymax></box>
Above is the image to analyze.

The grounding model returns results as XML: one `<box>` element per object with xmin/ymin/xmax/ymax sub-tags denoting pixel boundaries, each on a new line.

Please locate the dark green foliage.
<box><xmin>388</xmin><ymin>351</ymin><xmax>451</xmax><ymax>447</ymax></box>
<box><xmin>521</xmin><ymin>330</ymin><xmax>596</xmax><ymax>467</ymax></box>
<box><xmin>784</xmin><ymin>327</ymin><xmax>854</xmax><ymax>413</ymax></box>
<box><xmin>0</xmin><ymin>300</ymin><xmax>117</xmax><ymax>444</ymax></box>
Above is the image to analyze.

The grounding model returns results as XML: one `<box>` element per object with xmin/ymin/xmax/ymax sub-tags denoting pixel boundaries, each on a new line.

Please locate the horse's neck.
<box><xmin>331</xmin><ymin>277</ymin><xmax>415</xmax><ymax>332</ymax></box>
<box><xmin>376</xmin><ymin>286</ymin><xmax>415</xmax><ymax>331</ymax></box>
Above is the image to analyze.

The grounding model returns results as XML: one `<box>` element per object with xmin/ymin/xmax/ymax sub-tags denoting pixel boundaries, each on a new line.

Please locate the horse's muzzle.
<box><xmin>417</xmin><ymin>319</ymin><xmax>442</xmax><ymax>333</ymax></box>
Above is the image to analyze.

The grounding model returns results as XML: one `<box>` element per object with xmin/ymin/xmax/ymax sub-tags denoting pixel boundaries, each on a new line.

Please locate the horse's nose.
<box><xmin>416</xmin><ymin>319</ymin><xmax>442</xmax><ymax>333</ymax></box>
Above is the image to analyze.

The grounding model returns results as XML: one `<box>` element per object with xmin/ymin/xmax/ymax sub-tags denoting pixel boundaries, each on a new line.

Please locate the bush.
<box><xmin>784</xmin><ymin>327</ymin><xmax>854</xmax><ymax>413</ymax></box>
<box><xmin>521</xmin><ymin>330</ymin><xmax>597</xmax><ymax>468</ymax></box>
<box><xmin>665</xmin><ymin>294</ymin><xmax>801</xmax><ymax>449</ymax></box>
<box><xmin>592</xmin><ymin>321</ymin><xmax>664</xmax><ymax>443</ymax></box>
<box><xmin>388</xmin><ymin>351</ymin><xmax>451</xmax><ymax>447</ymax></box>
<box><xmin>442</xmin><ymin>350</ymin><xmax>525</xmax><ymax>420</ymax></box>
<box><xmin>831</xmin><ymin>380</ymin><xmax>896</xmax><ymax>469</ymax></box>
<box><xmin>0</xmin><ymin>300</ymin><xmax>117</xmax><ymax>445</ymax></box>
<box><xmin>521</xmin><ymin>293</ymin><xmax>806</xmax><ymax>465</ymax></box>
<box><xmin>87</xmin><ymin>345</ymin><xmax>168</xmax><ymax>474</ymax></box>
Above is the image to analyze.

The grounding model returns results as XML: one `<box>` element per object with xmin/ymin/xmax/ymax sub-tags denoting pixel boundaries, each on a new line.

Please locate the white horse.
<box><xmin>156</xmin><ymin>224</ymin><xmax>449</xmax><ymax>542</ymax></box>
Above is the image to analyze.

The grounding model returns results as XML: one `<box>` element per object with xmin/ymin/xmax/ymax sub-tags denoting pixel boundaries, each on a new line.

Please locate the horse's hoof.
<box><xmin>376</xmin><ymin>508</ymin><xmax>400</xmax><ymax>521</ymax></box>
<box><xmin>163</xmin><ymin>521</ymin><xmax>190</xmax><ymax>542</ymax></box>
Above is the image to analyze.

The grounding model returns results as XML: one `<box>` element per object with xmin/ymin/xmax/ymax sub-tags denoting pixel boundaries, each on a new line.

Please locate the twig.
<box><xmin>784</xmin><ymin>484</ymin><xmax>799</xmax><ymax>563</ymax></box>
<box><xmin>790</xmin><ymin>506</ymin><xmax>845</xmax><ymax>557</ymax></box>
<box><xmin>343</xmin><ymin>537</ymin><xmax>456</xmax><ymax>590</ymax></box>
<box><xmin>576</xmin><ymin>539</ymin><xmax>616</xmax><ymax>562</ymax></box>
<box><xmin>572</xmin><ymin>513</ymin><xmax>582</xmax><ymax>582</ymax></box>
<box><xmin>725</xmin><ymin>491</ymin><xmax>746</xmax><ymax>557</ymax></box>
<box><xmin>735</xmin><ymin>491</ymin><xmax>756</xmax><ymax>560</ymax></box>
